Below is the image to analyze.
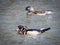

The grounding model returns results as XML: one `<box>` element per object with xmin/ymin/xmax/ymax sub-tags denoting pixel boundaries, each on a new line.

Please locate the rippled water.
<box><xmin>0</xmin><ymin>0</ymin><xmax>60</xmax><ymax>45</ymax></box>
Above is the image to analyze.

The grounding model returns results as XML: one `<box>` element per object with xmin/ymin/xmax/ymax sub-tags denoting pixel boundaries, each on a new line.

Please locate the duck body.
<box><xmin>27</xmin><ymin>10</ymin><xmax>52</xmax><ymax>16</ymax></box>
<box><xmin>16</xmin><ymin>25</ymin><xmax>51</xmax><ymax>35</ymax></box>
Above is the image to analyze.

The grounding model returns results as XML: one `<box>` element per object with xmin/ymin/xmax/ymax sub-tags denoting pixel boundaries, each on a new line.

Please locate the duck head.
<box><xmin>17</xmin><ymin>25</ymin><xmax>25</xmax><ymax>35</ymax></box>
<box><xmin>25</xmin><ymin>6</ymin><xmax>34</xmax><ymax>12</ymax></box>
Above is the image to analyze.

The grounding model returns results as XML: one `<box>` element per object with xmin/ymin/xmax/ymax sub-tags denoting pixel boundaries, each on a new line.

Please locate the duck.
<box><xmin>25</xmin><ymin>6</ymin><xmax>52</xmax><ymax>16</ymax></box>
<box><xmin>16</xmin><ymin>25</ymin><xmax>51</xmax><ymax>35</ymax></box>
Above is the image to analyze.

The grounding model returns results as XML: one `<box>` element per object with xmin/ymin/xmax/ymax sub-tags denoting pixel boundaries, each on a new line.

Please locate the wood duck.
<box><xmin>25</xmin><ymin>6</ymin><xmax>52</xmax><ymax>16</ymax></box>
<box><xmin>16</xmin><ymin>25</ymin><xmax>51</xmax><ymax>35</ymax></box>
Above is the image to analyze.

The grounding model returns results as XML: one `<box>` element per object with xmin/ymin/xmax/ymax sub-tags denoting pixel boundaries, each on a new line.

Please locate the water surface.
<box><xmin>0</xmin><ymin>0</ymin><xmax>60</xmax><ymax>45</ymax></box>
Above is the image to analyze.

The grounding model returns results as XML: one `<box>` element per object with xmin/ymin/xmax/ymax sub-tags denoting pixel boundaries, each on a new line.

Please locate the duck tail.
<box><xmin>41</xmin><ymin>27</ymin><xmax>51</xmax><ymax>33</ymax></box>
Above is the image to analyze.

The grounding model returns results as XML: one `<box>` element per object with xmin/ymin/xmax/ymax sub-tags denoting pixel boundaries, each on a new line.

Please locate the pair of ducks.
<box><xmin>16</xmin><ymin>6</ymin><xmax>52</xmax><ymax>35</ymax></box>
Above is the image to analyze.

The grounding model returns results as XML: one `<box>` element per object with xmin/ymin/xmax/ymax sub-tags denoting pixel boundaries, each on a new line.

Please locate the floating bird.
<box><xmin>16</xmin><ymin>25</ymin><xmax>51</xmax><ymax>35</ymax></box>
<box><xmin>25</xmin><ymin>6</ymin><xmax>53</xmax><ymax>16</ymax></box>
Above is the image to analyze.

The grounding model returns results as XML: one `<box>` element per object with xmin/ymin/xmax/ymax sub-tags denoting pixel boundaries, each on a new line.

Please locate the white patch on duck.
<box><xmin>45</xmin><ymin>11</ymin><xmax>53</xmax><ymax>14</ymax></box>
<box><xmin>27</xmin><ymin>31</ymin><xmax>41</xmax><ymax>35</ymax></box>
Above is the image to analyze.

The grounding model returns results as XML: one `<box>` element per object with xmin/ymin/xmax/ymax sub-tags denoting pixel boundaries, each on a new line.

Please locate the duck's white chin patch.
<box><xmin>27</xmin><ymin>31</ymin><xmax>40</xmax><ymax>35</ymax></box>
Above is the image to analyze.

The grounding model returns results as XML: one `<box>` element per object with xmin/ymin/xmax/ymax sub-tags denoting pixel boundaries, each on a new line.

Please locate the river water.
<box><xmin>0</xmin><ymin>0</ymin><xmax>60</xmax><ymax>45</ymax></box>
